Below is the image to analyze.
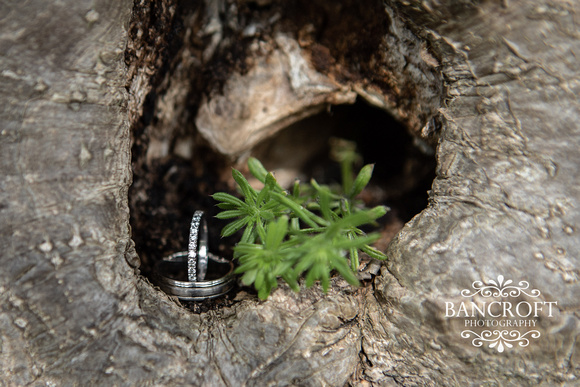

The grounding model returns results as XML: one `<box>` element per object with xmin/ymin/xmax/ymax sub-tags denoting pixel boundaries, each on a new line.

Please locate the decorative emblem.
<box><xmin>447</xmin><ymin>275</ymin><xmax>555</xmax><ymax>352</ymax></box>
<box><xmin>461</xmin><ymin>329</ymin><xmax>541</xmax><ymax>353</ymax></box>
<box><xmin>460</xmin><ymin>275</ymin><xmax>541</xmax><ymax>298</ymax></box>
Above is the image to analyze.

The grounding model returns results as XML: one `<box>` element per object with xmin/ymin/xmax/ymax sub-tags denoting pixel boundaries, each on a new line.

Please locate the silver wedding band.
<box><xmin>153</xmin><ymin>251</ymin><xmax>235</xmax><ymax>300</ymax></box>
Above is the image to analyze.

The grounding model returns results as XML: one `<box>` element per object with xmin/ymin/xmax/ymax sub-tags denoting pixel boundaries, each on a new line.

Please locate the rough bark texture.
<box><xmin>367</xmin><ymin>1</ymin><xmax>580</xmax><ymax>385</ymax></box>
<box><xmin>1</xmin><ymin>0</ymin><xmax>578</xmax><ymax>386</ymax></box>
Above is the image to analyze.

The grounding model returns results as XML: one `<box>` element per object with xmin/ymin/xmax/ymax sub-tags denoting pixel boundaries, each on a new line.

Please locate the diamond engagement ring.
<box><xmin>152</xmin><ymin>210</ymin><xmax>235</xmax><ymax>300</ymax></box>
<box><xmin>188</xmin><ymin>211</ymin><xmax>209</xmax><ymax>281</ymax></box>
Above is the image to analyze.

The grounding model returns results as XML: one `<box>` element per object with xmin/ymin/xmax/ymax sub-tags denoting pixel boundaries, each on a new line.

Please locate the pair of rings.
<box><xmin>152</xmin><ymin>211</ymin><xmax>235</xmax><ymax>301</ymax></box>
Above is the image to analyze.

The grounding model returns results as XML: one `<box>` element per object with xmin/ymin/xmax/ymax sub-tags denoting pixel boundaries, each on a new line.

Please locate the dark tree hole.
<box><xmin>129</xmin><ymin>98</ymin><xmax>436</xmax><ymax>310</ymax></box>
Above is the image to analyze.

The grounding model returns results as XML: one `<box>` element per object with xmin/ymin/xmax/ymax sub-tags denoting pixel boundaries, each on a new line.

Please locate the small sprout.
<box><xmin>350</xmin><ymin>163</ymin><xmax>374</xmax><ymax>199</ymax></box>
<box><xmin>213</xmin><ymin>145</ymin><xmax>388</xmax><ymax>299</ymax></box>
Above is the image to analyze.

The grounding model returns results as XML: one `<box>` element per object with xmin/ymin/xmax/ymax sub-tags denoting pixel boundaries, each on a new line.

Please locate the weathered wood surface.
<box><xmin>367</xmin><ymin>1</ymin><xmax>580</xmax><ymax>384</ymax></box>
<box><xmin>0</xmin><ymin>0</ymin><xmax>578</xmax><ymax>385</ymax></box>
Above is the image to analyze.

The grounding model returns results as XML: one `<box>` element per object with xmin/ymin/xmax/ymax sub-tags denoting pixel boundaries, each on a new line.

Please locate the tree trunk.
<box><xmin>1</xmin><ymin>0</ymin><xmax>578</xmax><ymax>385</ymax></box>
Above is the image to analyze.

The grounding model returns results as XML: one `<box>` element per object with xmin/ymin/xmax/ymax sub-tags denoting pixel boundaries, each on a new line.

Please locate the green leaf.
<box><xmin>320</xmin><ymin>189</ymin><xmax>332</xmax><ymax>221</ymax></box>
<box><xmin>216</xmin><ymin>202</ymin><xmax>237</xmax><ymax>210</ymax></box>
<box><xmin>221</xmin><ymin>217</ymin><xmax>249</xmax><ymax>237</ymax></box>
<box><xmin>320</xmin><ymin>269</ymin><xmax>330</xmax><ymax>292</ymax></box>
<box><xmin>370</xmin><ymin>205</ymin><xmax>388</xmax><ymax>219</ymax></box>
<box><xmin>312</xmin><ymin>179</ymin><xmax>333</xmax><ymax>221</ymax></box>
<box><xmin>234</xmin><ymin>242</ymin><xmax>262</xmax><ymax>256</ymax></box>
<box><xmin>266</xmin><ymin>273</ymin><xmax>278</xmax><ymax>293</ymax></box>
<box><xmin>255</xmin><ymin>271</ymin><xmax>264</xmax><ymax>291</ymax></box>
<box><xmin>213</xmin><ymin>192</ymin><xmax>247</xmax><ymax>208</ymax></box>
<box><xmin>305</xmin><ymin>263</ymin><xmax>322</xmax><ymax>288</ymax></box>
<box><xmin>240</xmin><ymin>224</ymin><xmax>256</xmax><ymax>243</ymax></box>
<box><xmin>256</xmin><ymin>221</ymin><xmax>267</xmax><ymax>243</ymax></box>
<box><xmin>333</xmin><ymin>233</ymin><xmax>380</xmax><ymax>250</ymax></box>
<box><xmin>282</xmin><ymin>272</ymin><xmax>299</xmax><ymax>291</ymax></box>
<box><xmin>241</xmin><ymin>269</ymin><xmax>258</xmax><ymax>285</ymax></box>
<box><xmin>235</xmin><ymin>259</ymin><xmax>258</xmax><ymax>272</ymax></box>
<box><xmin>293</xmin><ymin>251</ymin><xmax>315</xmax><ymax>277</ymax></box>
<box><xmin>350</xmin><ymin>246</ymin><xmax>359</xmax><ymax>272</ymax></box>
<box><xmin>290</xmin><ymin>227</ymin><xmax>327</xmax><ymax>235</ymax></box>
<box><xmin>292</xmin><ymin>180</ymin><xmax>300</xmax><ymax>198</ymax></box>
<box><xmin>275</xmin><ymin>259</ymin><xmax>296</xmax><ymax>277</ymax></box>
<box><xmin>331</xmin><ymin>206</ymin><xmax>387</xmax><ymax>233</ymax></box>
<box><xmin>340</xmin><ymin>198</ymin><xmax>351</xmax><ymax>216</ymax></box>
<box><xmin>264</xmin><ymin>172</ymin><xmax>278</xmax><ymax>190</ymax></box>
<box><xmin>248</xmin><ymin>157</ymin><xmax>269</xmax><ymax>183</ymax></box>
<box><xmin>256</xmin><ymin>179</ymin><xmax>271</xmax><ymax>204</ymax></box>
<box><xmin>232</xmin><ymin>168</ymin><xmax>257</xmax><ymax>204</ymax></box>
<box><xmin>265</xmin><ymin>216</ymin><xmax>288</xmax><ymax>250</ymax></box>
<box><xmin>260</xmin><ymin>210</ymin><xmax>275</xmax><ymax>221</ymax></box>
<box><xmin>361</xmin><ymin>244</ymin><xmax>388</xmax><ymax>260</ymax></box>
<box><xmin>290</xmin><ymin>217</ymin><xmax>300</xmax><ymax>232</ymax></box>
<box><xmin>215</xmin><ymin>209</ymin><xmax>247</xmax><ymax>219</ymax></box>
<box><xmin>350</xmin><ymin>164</ymin><xmax>374</xmax><ymax>198</ymax></box>
<box><xmin>271</xmin><ymin>192</ymin><xmax>319</xmax><ymax>228</ymax></box>
<box><xmin>258</xmin><ymin>286</ymin><xmax>272</xmax><ymax>300</ymax></box>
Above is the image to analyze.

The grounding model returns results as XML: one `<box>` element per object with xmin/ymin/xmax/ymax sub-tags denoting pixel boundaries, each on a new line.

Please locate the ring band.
<box><xmin>188</xmin><ymin>211</ymin><xmax>209</xmax><ymax>281</ymax></box>
<box><xmin>154</xmin><ymin>251</ymin><xmax>235</xmax><ymax>300</ymax></box>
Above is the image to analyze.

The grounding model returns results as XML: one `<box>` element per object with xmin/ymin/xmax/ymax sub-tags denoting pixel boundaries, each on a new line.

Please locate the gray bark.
<box><xmin>370</xmin><ymin>1</ymin><xmax>580</xmax><ymax>384</ymax></box>
<box><xmin>1</xmin><ymin>0</ymin><xmax>578</xmax><ymax>386</ymax></box>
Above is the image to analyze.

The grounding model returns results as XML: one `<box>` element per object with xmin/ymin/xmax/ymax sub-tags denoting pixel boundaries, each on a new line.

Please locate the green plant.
<box><xmin>212</xmin><ymin>151</ymin><xmax>387</xmax><ymax>300</ymax></box>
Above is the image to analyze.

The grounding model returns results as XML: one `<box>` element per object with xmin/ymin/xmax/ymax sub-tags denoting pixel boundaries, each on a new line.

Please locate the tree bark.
<box><xmin>1</xmin><ymin>0</ymin><xmax>578</xmax><ymax>386</ymax></box>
